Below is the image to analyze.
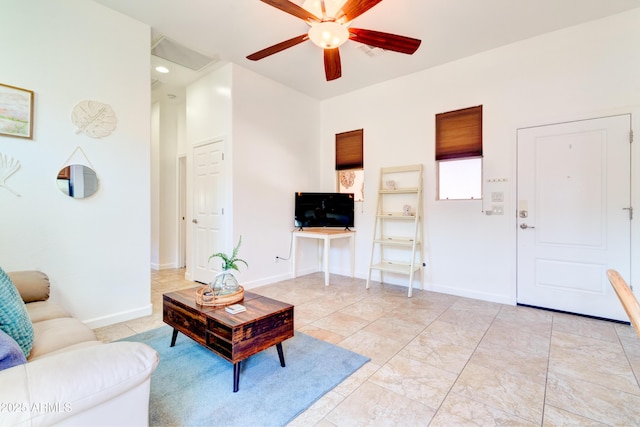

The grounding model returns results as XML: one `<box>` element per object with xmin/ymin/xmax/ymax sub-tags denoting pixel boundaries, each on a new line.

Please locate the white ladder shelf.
<box><xmin>367</xmin><ymin>164</ymin><xmax>424</xmax><ymax>297</ymax></box>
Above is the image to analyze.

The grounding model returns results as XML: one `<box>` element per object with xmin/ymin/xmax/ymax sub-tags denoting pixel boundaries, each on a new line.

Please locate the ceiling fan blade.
<box><xmin>324</xmin><ymin>48</ymin><xmax>342</xmax><ymax>81</ymax></box>
<box><xmin>349</xmin><ymin>28</ymin><xmax>421</xmax><ymax>54</ymax></box>
<box><xmin>320</xmin><ymin>0</ymin><xmax>327</xmax><ymax>17</ymax></box>
<box><xmin>246</xmin><ymin>34</ymin><xmax>309</xmax><ymax>61</ymax></box>
<box><xmin>336</xmin><ymin>0</ymin><xmax>384</xmax><ymax>22</ymax></box>
<box><xmin>259</xmin><ymin>0</ymin><xmax>321</xmax><ymax>22</ymax></box>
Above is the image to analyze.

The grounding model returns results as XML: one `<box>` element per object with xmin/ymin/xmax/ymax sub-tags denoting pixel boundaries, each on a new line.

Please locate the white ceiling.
<box><xmin>93</xmin><ymin>0</ymin><xmax>640</xmax><ymax>100</ymax></box>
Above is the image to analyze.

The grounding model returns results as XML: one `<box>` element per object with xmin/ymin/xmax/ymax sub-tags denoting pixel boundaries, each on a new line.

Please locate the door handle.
<box><xmin>520</xmin><ymin>223</ymin><xmax>535</xmax><ymax>229</ymax></box>
<box><xmin>192</xmin><ymin>219</ymin><xmax>198</xmax><ymax>224</ymax></box>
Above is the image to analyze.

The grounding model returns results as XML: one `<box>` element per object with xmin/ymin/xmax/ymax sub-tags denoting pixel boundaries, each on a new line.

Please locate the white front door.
<box><xmin>516</xmin><ymin>115</ymin><xmax>631</xmax><ymax>321</ymax></box>
<box><xmin>192</xmin><ymin>139</ymin><xmax>225</xmax><ymax>284</ymax></box>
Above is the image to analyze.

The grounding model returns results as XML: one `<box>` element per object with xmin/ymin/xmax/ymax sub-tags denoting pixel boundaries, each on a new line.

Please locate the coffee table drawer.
<box><xmin>163</xmin><ymin>301</ymin><xmax>206</xmax><ymax>344</ymax></box>
<box><xmin>240</xmin><ymin>309</ymin><xmax>293</xmax><ymax>340</ymax></box>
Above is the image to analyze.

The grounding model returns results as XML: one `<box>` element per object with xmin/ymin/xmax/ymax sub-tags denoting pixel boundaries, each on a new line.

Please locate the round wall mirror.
<box><xmin>56</xmin><ymin>164</ymin><xmax>99</xmax><ymax>199</ymax></box>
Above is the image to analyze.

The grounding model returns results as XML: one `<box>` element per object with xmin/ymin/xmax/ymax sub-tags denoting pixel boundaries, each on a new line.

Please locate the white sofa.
<box><xmin>0</xmin><ymin>271</ymin><xmax>159</xmax><ymax>427</ymax></box>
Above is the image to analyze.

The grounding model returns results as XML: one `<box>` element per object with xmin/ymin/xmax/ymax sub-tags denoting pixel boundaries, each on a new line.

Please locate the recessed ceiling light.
<box><xmin>155</xmin><ymin>66</ymin><xmax>169</xmax><ymax>74</ymax></box>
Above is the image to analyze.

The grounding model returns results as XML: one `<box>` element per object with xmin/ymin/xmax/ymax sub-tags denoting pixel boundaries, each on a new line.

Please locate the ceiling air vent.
<box><xmin>151</xmin><ymin>36</ymin><xmax>217</xmax><ymax>71</ymax></box>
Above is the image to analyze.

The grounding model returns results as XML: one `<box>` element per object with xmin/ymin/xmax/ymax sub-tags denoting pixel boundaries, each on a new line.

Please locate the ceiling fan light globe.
<box><xmin>308</xmin><ymin>21</ymin><xmax>349</xmax><ymax>49</ymax></box>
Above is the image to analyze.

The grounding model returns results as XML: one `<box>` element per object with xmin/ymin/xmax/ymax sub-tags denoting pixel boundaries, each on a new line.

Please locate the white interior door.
<box><xmin>517</xmin><ymin>115</ymin><xmax>631</xmax><ymax>321</ymax></box>
<box><xmin>192</xmin><ymin>140</ymin><xmax>225</xmax><ymax>284</ymax></box>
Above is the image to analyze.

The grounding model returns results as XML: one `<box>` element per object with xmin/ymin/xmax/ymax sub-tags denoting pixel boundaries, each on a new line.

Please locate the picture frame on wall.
<box><xmin>0</xmin><ymin>83</ymin><xmax>34</xmax><ymax>139</ymax></box>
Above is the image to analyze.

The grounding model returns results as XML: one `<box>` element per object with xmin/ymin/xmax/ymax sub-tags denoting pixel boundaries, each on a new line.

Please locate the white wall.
<box><xmin>184</xmin><ymin>63</ymin><xmax>321</xmax><ymax>285</ymax></box>
<box><xmin>185</xmin><ymin>65</ymin><xmax>234</xmax><ymax>281</ymax></box>
<box><xmin>151</xmin><ymin>85</ymin><xmax>187</xmax><ymax>270</ymax></box>
<box><xmin>152</xmin><ymin>87</ymin><xmax>186</xmax><ymax>271</ymax></box>
<box><xmin>159</xmin><ymin>96</ymin><xmax>180</xmax><ymax>269</ymax></box>
<box><xmin>320</xmin><ymin>9</ymin><xmax>640</xmax><ymax>303</ymax></box>
<box><xmin>231</xmin><ymin>65</ymin><xmax>321</xmax><ymax>286</ymax></box>
<box><xmin>0</xmin><ymin>0</ymin><xmax>152</xmax><ymax>327</ymax></box>
<box><xmin>151</xmin><ymin>102</ymin><xmax>160</xmax><ymax>269</ymax></box>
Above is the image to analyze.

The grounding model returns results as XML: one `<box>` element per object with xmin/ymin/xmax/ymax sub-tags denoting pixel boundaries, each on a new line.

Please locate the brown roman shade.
<box><xmin>335</xmin><ymin>129</ymin><xmax>363</xmax><ymax>170</ymax></box>
<box><xmin>435</xmin><ymin>105</ymin><xmax>482</xmax><ymax>161</ymax></box>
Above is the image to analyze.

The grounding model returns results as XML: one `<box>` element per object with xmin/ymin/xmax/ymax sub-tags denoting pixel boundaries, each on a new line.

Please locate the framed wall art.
<box><xmin>0</xmin><ymin>83</ymin><xmax>34</xmax><ymax>139</ymax></box>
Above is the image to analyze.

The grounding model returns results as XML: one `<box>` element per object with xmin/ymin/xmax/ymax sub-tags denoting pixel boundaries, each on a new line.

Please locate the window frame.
<box><xmin>335</xmin><ymin>129</ymin><xmax>364</xmax><ymax>201</ymax></box>
<box><xmin>435</xmin><ymin>105</ymin><xmax>483</xmax><ymax>201</ymax></box>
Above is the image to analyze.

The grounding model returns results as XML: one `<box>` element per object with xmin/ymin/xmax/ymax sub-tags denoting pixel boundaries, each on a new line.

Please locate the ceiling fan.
<box><xmin>246</xmin><ymin>0</ymin><xmax>421</xmax><ymax>81</ymax></box>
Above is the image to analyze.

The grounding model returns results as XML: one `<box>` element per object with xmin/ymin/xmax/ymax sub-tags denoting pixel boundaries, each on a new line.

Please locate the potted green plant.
<box><xmin>208</xmin><ymin>236</ymin><xmax>248</xmax><ymax>296</ymax></box>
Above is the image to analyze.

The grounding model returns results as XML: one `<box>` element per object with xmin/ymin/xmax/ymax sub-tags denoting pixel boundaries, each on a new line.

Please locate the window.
<box><xmin>437</xmin><ymin>158</ymin><xmax>482</xmax><ymax>199</ymax></box>
<box><xmin>435</xmin><ymin>106</ymin><xmax>482</xmax><ymax>200</ymax></box>
<box><xmin>336</xmin><ymin>129</ymin><xmax>364</xmax><ymax>201</ymax></box>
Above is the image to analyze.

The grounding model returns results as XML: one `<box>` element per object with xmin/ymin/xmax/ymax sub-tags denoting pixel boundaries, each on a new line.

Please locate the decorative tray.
<box><xmin>195</xmin><ymin>285</ymin><xmax>244</xmax><ymax>307</ymax></box>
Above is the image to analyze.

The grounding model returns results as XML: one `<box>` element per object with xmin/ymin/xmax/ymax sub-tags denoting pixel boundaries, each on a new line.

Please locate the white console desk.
<box><xmin>291</xmin><ymin>228</ymin><xmax>355</xmax><ymax>286</ymax></box>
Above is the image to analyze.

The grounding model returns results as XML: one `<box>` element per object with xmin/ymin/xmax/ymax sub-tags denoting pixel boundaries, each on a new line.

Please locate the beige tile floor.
<box><xmin>94</xmin><ymin>269</ymin><xmax>640</xmax><ymax>426</ymax></box>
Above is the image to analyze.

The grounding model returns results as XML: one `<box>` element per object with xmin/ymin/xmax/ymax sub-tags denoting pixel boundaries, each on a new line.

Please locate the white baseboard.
<box><xmin>355</xmin><ymin>271</ymin><xmax>513</xmax><ymax>305</ymax></box>
<box><xmin>151</xmin><ymin>262</ymin><xmax>179</xmax><ymax>271</ymax></box>
<box><xmin>242</xmin><ymin>272</ymin><xmax>294</xmax><ymax>290</ymax></box>
<box><xmin>424</xmin><ymin>283</ymin><xmax>513</xmax><ymax>305</ymax></box>
<box><xmin>83</xmin><ymin>304</ymin><xmax>153</xmax><ymax>329</ymax></box>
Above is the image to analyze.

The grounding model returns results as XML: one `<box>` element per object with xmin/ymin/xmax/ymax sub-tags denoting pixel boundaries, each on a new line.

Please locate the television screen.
<box><xmin>294</xmin><ymin>192</ymin><xmax>354</xmax><ymax>229</ymax></box>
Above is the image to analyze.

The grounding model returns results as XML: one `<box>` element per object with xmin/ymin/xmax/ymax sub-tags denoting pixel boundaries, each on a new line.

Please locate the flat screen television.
<box><xmin>294</xmin><ymin>192</ymin><xmax>354</xmax><ymax>230</ymax></box>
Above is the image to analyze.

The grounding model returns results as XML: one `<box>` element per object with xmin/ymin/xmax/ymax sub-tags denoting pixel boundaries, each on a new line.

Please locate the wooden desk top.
<box><xmin>293</xmin><ymin>228</ymin><xmax>355</xmax><ymax>235</ymax></box>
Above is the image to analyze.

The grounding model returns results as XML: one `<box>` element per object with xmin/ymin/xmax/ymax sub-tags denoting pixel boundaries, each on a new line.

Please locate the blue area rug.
<box><xmin>120</xmin><ymin>325</ymin><xmax>370</xmax><ymax>427</ymax></box>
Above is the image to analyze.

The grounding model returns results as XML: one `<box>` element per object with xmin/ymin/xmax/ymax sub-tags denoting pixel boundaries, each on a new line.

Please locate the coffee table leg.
<box><xmin>276</xmin><ymin>343</ymin><xmax>286</xmax><ymax>367</ymax></box>
<box><xmin>233</xmin><ymin>362</ymin><xmax>241</xmax><ymax>393</ymax></box>
<box><xmin>170</xmin><ymin>328</ymin><xmax>178</xmax><ymax>347</ymax></box>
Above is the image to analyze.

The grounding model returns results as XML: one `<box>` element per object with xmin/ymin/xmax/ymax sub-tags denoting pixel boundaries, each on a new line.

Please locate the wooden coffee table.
<box><xmin>162</xmin><ymin>287</ymin><xmax>294</xmax><ymax>392</ymax></box>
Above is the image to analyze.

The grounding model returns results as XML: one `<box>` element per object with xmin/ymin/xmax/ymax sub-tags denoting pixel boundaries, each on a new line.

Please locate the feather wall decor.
<box><xmin>0</xmin><ymin>152</ymin><xmax>21</xmax><ymax>197</ymax></box>
<box><xmin>71</xmin><ymin>100</ymin><xmax>117</xmax><ymax>138</ymax></box>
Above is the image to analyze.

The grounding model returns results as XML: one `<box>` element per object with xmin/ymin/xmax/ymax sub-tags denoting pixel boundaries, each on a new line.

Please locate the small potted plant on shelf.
<box><xmin>208</xmin><ymin>235</ymin><xmax>248</xmax><ymax>296</ymax></box>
